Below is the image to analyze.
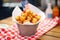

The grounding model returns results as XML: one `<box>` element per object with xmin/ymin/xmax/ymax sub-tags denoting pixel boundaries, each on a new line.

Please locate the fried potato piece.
<box><xmin>18</xmin><ymin>21</ymin><xmax>23</xmax><ymax>24</ymax></box>
<box><xmin>32</xmin><ymin>18</ymin><xmax>37</xmax><ymax>23</ymax></box>
<box><xmin>25</xmin><ymin>9</ymin><xmax>30</xmax><ymax>13</ymax></box>
<box><xmin>15</xmin><ymin>9</ymin><xmax>41</xmax><ymax>24</ymax></box>
<box><xmin>15</xmin><ymin>16</ymin><xmax>20</xmax><ymax>21</ymax></box>
<box><xmin>27</xmin><ymin>16</ymin><xmax>32</xmax><ymax>21</ymax></box>
<box><xmin>35</xmin><ymin>16</ymin><xmax>41</xmax><ymax>20</ymax></box>
<box><xmin>32</xmin><ymin>13</ymin><xmax>37</xmax><ymax>17</ymax></box>
<box><xmin>21</xmin><ymin>12</ymin><xmax>25</xmax><ymax>16</ymax></box>
<box><xmin>20</xmin><ymin>16</ymin><xmax>26</xmax><ymax>22</ymax></box>
<box><xmin>21</xmin><ymin>13</ymin><xmax>27</xmax><ymax>17</ymax></box>
<box><xmin>24</xmin><ymin>20</ymin><xmax>29</xmax><ymax>23</ymax></box>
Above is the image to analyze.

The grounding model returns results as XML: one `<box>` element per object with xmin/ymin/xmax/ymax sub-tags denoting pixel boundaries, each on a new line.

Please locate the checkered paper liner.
<box><xmin>0</xmin><ymin>17</ymin><xmax>59</xmax><ymax>40</ymax></box>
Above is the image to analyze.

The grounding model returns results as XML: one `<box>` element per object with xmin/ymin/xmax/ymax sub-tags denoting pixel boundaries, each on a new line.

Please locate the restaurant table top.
<box><xmin>0</xmin><ymin>17</ymin><xmax>60</xmax><ymax>40</ymax></box>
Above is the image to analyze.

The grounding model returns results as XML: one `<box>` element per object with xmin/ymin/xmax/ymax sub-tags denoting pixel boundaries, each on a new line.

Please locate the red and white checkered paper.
<box><xmin>0</xmin><ymin>17</ymin><xmax>59</xmax><ymax>40</ymax></box>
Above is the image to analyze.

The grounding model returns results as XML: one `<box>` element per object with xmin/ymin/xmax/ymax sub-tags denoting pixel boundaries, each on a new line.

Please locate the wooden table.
<box><xmin>0</xmin><ymin>17</ymin><xmax>60</xmax><ymax>40</ymax></box>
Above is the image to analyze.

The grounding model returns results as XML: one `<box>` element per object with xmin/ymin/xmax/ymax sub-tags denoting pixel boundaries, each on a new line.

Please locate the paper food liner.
<box><xmin>12</xmin><ymin>3</ymin><xmax>46</xmax><ymax>25</ymax></box>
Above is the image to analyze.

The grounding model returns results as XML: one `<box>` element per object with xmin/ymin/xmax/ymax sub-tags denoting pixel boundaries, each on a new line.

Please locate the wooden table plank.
<box><xmin>49</xmin><ymin>25</ymin><xmax>60</xmax><ymax>32</ymax></box>
<box><xmin>40</xmin><ymin>35</ymin><xmax>60</xmax><ymax>40</ymax></box>
<box><xmin>46</xmin><ymin>26</ymin><xmax>60</xmax><ymax>37</ymax></box>
<box><xmin>0</xmin><ymin>17</ymin><xmax>13</xmax><ymax>26</ymax></box>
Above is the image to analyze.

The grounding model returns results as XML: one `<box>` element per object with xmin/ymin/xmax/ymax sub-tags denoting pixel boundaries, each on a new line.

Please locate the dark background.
<box><xmin>0</xmin><ymin>0</ymin><xmax>60</xmax><ymax>20</ymax></box>
<box><xmin>0</xmin><ymin>0</ymin><xmax>12</xmax><ymax>19</ymax></box>
<box><xmin>0</xmin><ymin>0</ymin><xmax>41</xmax><ymax>20</ymax></box>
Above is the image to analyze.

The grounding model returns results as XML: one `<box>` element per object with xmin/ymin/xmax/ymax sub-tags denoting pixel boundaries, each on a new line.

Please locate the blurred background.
<box><xmin>0</xmin><ymin>0</ymin><xmax>60</xmax><ymax>19</ymax></box>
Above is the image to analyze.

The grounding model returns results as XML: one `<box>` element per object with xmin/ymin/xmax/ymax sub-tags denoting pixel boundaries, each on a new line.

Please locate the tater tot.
<box><xmin>15</xmin><ymin>9</ymin><xmax>41</xmax><ymax>24</ymax></box>
<box><xmin>20</xmin><ymin>16</ymin><xmax>25</xmax><ymax>22</ymax></box>
<box><xmin>15</xmin><ymin>16</ymin><xmax>20</xmax><ymax>21</ymax></box>
<box><xmin>32</xmin><ymin>18</ymin><xmax>37</xmax><ymax>23</ymax></box>
<box><xmin>21</xmin><ymin>13</ymin><xmax>27</xmax><ymax>17</ymax></box>
<box><xmin>35</xmin><ymin>16</ymin><xmax>41</xmax><ymax>20</ymax></box>
<box><xmin>24</xmin><ymin>20</ymin><xmax>29</xmax><ymax>23</ymax></box>
<box><xmin>25</xmin><ymin>9</ymin><xmax>31</xmax><ymax>14</ymax></box>
<box><xmin>27</xmin><ymin>16</ymin><xmax>31</xmax><ymax>21</ymax></box>
<box><xmin>29</xmin><ymin>15</ymin><xmax>33</xmax><ymax>19</ymax></box>
<box><xmin>28</xmin><ymin>11</ymin><xmax>33</xmax><ymax>16</ymax></box>
<box><xmin>24</xmin><ymin>13</ymin><xmax>28</xmax><ymax>17</ymax></box>
<box><xmin>32</xmin><ymin>13</ymin><xmax>37</xmax><ymax>17</ymax></box>
<box><xmin>21</xmin><ymin>12</ymin><xmax>25</xmax><ymax>16</ymax></box>
<box><xmin>18</xmin><ymin>21</ymin><xmax>23</xmax><ymax>24</ymax></box>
